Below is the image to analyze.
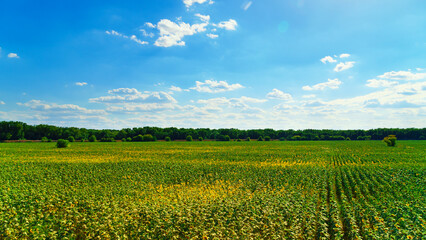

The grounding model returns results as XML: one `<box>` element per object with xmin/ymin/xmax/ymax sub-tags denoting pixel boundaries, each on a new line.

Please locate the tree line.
<box><xmin>0</xmin><ymin>121</ymin><xmax>425</xmax><ymax>142</ymax></box>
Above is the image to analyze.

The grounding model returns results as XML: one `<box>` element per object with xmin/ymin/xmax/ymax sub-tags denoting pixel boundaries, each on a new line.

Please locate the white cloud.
<box><xmin>195</xmin><ymin>13</ymin><xmax>210</xmax><ymax>22</ymax></box>
<box><xmin>366</xmin><ymin>79</ymin><xmax>398</xmax><ymax>88</ymax></box>
<box><xmin>334</xmin><ymin>61</ymin><xmax>355</xmax><ymax>72</ymax></box>
<box><xmin>145</xmin><ymin>22</ymin><xmax>156</xmax><ymax>28</ymax></box>
<box><xmin>106</xmin><ymin>30</ymin><xmax>148</xmax><ymax>45</ymax></box>
<box><xmin>243</xmin><ymin>1</ymin><xmax>253</xmax><ymax>11</ymax></box>
<box><xmin>266</xmin><ymin>89</ymin><xmax>292</xmax><ymax>101</ymax></box>
<box><xmin>0</xmin><ymin>101</ymin><xmax>5</xmax><ymax>105</ymax></box>
<box><xmin>378</xmin><ymin>70</ymin><xmax>426</xmax><ymax>81</ymax></box>
<box><xmin>206</xmin><ymin>33</ymin><xmax>218</xmax><ymax>39</ymax></box>
<box><xmin>215</xmin><ymin>19</ymin><xmax>238</xmax><ymax>31</ymax></box>
<box><xmin>154</xmin><ymin>19</ymin><xmax>208</xmax><ymax>47</ymax></box>
<box><xmin>108</xmin><ymin>88</ymin><xmax>141</xmax><ymax>95</ymax></box>
<box><xmin>130</xmin><ymin>35</ymin><xmax>148</xmax><ymax>45</ymax></box>
<box><xmin>197</xmin><ymin>96</ymin><xmax>266</xmax><ymax>114</ymax></box>
<box><xmin>191</xmin><ymin>80</ymin><xmax>244</xmax><ymax>93</ymax></box>
<box><xmin>18</xmin><ymin>100</ymin><xmax>107</xmax><ymax>116</ymax></box>
<box><xmin>320</xmin><ymin>56</ymin><xmax>336</xmax><ymax>64</ymax></box>
<box><xmin>302</xmin><ymin>78</ymin><xmax>342</xmax><ymax>91</ymax></box>
<box><xmin>170</xmin><ymin>86</ymin><xmax>183</xmax><ymax>92</ymax></box>
<box><xmin>106</xmin><ymin>30</ymin><xmax>125</xmax><ymax>37</ymax></box>
<box><xmin>75</xmin><ymin>82</ymin><xmax>88</xmax><ymax>86</ymax></box>
<box><xmin>183</xmin><ymin>0</ymin><xmax>214</xmax><ymax>8</ymax></box>
<box><xmin>8</xmin><ymin>53</ymin><xmax>19</xmax><ymax>58</ymax></box>
<box><xmin>140</xmin><ymin>29</ymin><xmax>155</xmax><ymax>38</ymax></box>
<box><xmin>339</xmin><ymin>53</ymin><xmax>350</xmax><ymax>58</ymax></box>
<box><xmin>329</xmin><ymin>81</ymin><xmax>426</xmax><ymax>107</ymax></box>
<box><xmin>106</xmin><ymin>103</ymin><xmax>176</xmax><ymax>112</ymax></box>
<box><xmin>91</xmin><ymin>89</ymin><xmax>177</xmax><ymax>104</ymax></box>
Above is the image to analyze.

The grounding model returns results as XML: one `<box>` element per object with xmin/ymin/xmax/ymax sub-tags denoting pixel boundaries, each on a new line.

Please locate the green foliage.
<box><xmin>126</xmin><ymin>137</ymin><xmax>132</xmax><ymax>142</ymax></box>
<box><xmin>80</xmin><ymin>139</ymin><xmax>85</xmax><ymax>142</ymax></box>
<box><xmin>264</xmin><ymin>136</ymin><xmax>271</xmax><ymax>141</ymax></box>
<box><xmin>224</xmin><ymin>135</ymin><xmax>230</xmax><ymax>141</ymax></box>
<box><xmin>56</xmin><ymin>139</ymin><xmax>69</xmax><ymax>148</ymax></box>
<box><xmin>279</xmin><ymin>137</ymin><xmax>286</xmax><ymax>141</ymax></box>
<box><xmin>48</xmin><ymin>138</ymin><xmax>52</xmax><ymax>142</ymax></box>
<box><xmin>291</xmin><ymin>135</ymin><xmax>301</xmax><ymax>141</ymax></box>
<box><xmin>100</xmin><ymin>138</ymin><xmax>116</xmax><ymax>142</ymax></box>
<box><xmin>346</xmin><ymin>137</ymin><xmax>351</xmax><ymax>141</ymax></box>
<box><xmin>89</xmin><ymin>135</ymin><xmax>97</xmax><ymax>142</ymax></box>
<box><xmin>142</xmin><ymin>134</ymin><xmax>155</xmax><ymax>142</ymax></box>
<box><xmin>257</xmin><ymin>136</ymin><xmax>264</xmax><ymax>141</ymax></box>
<box><xmin>1</xmin><ymin>121</ymin><xmax>425</xmax><ymax>141</ymax></box>
<box><xmin>383</xmin><ymin>135</ymin><xmax>397</xmax><ymax>146</ymax></box>
<box><xmin>357</xmin><ymin>135</ymin><xmax>371</xmax><ymax>140</ymax></box>
<box><xmin>198</xmin><ymin>137</ymin><xmax>203</xmax><ymax>141</ymax></box>
<box><xmin>121</xmin><ymin>138</ymin><xmax>126</xmax><ymax>142</ymax></box>
<box><xmin>165</xmin><ymin>136</ymin><xmax>171</xmax><ymax>142</ymax></box>
<box><xmin>246</xmin><ymin>137</ymin><xmax>251</xmax><ymax>141</ymax></box>
<box><xmin>186</xmin><ymin>135</ymin><xmax>193</xmax><ymax>141</ymax></box>
<box><xmin>237</xmin><ymin>139</ymin><xmax>242</xmax><ymax>142</ymax></box>
<box><xmin>67</xmin><ymin>136</ymin><xmax>75</xmax><ymax>142</ymax></box>
<box><xmin>41</xmin><ymin>137</ymin><xmax>48</xmax><ymax>142</ymax></box>
<box><xmin>133</xmin><ymin>135</ymin><xmax>143</xmax><ymax>142</ymax></box>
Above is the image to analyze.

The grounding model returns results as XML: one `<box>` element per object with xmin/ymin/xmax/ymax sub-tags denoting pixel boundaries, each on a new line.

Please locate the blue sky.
<box><xmin>0</xmin><ymin>0</ymin><xmax>425</xmax><ymax>129</ymax></box>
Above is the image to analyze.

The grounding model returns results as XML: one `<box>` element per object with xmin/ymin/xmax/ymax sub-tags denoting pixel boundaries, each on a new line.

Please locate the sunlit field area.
<box><xmin>0</xmin><ymin>141</ymin><xmax>425</xmax><ymax>239</ymax></box>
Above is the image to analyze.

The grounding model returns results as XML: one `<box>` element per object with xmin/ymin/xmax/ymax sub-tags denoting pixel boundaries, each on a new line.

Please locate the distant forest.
<box><xmin>0</xmin><ymin>121</ymin><xmax>425</xmax><ymax>141</ymax></box>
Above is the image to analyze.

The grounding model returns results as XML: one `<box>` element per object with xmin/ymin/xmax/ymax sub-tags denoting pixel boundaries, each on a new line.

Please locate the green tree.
<box><xmin>89</xmin><ymin>135</ymin><xmax>97</xmax><ymax>142</ymax></box>
<box><xmin>56</xmin><ymin>139</ymin><xmax>70</xmax><ymax>148</ymax></box>
<box><xmin>186</xmin><ymin>135</ymin><xmax>193</xmax><ymax>141</ymax></box>
<box><xmin>383</xmin><ymin>135</ymin><xmax>397</xmax><ymax>147</ymax></box>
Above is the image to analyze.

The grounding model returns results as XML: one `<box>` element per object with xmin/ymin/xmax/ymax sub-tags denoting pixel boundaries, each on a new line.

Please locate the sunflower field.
<box><xmin>0</xmin><ymin>141</ymin><xmax>425</xmax><ymax>239</ymax></box>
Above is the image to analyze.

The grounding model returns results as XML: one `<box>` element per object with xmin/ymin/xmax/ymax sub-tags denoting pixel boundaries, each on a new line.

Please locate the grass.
<box><xmin>0</xmin><ymin>141</ymin><xmax>425</xmax><ymax>239</ymax></box>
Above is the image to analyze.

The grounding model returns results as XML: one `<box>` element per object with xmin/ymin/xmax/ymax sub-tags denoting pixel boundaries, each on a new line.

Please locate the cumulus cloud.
<box><xmin>206</xmin><ymin>33</ymin><xmax>218</xmax><ymax>39</ymax></box>
<box><xmin>91</xmin><ymin>89</ymin><xmax>176</xmax><ymax>104</ymax></box>
<box><xmin>191</xmin><ymin>80</ymin><xmax>244</xmax><ymax>93</ymax></box>
<box><xmin>108</xmin><ymin>88</ymin><xmax>142</xmax><ymax>95</ymax></box>
<box><xmin>18</xmin><ymin>100</ymin><xmax>107</xmax><ymax>116</ymax></box>
<box><xmin>320</xmin><ymin>56</ymin><xmax>337</xmax><ymax>64</ymax></box>
<box><xmin>340</xmin><ymin>53</ymin><xmax>350</xmax><ymax>58</ymax></box>
<box><xmin>8</xmin><ymin>53</ymin><xmax>19</xmax><ymax>58</ymax></box>
<box><xmin>303</xmin><ymin>101</ymin><xmax>328</xmax><ymax>108</ymax></box>
<box><xmin>266</xmin><ymin>89</ymin><xmax>292</xmax><ymax>101</ymax></box>
<box><xmin>334</xmin><ymin>61</ymin><xmax>355</xmax><ymax>72</ymax></box>
<box><xmin>183</xmin><ymin>0</ymin><xmax>214</xmax><ymax>8</ymax></box>
<box><xmin>170</xmin><ymin>86</ymin><xmax>183</xmax><ymax>92</ymax></box>
<box><xmin>197</xmin><ymin>96</ymin><xmax>266</xmax><ymax>114</ymax></box>
<box><xmin>75</xmin><ymin>82</ymin><xmax>88</xmax><ymax>86</ymax></box>
<box><xmin>0</xmin><ymin>101</ymin><xmax>5</xmax><ymax>105</ymax></box>
<box><xmin>329</xmin><ymin>82</ymin><xmax>426</xmax><ymax>107</ymax></box>
<box><xmin>378</xmin><ymin>70</ymin><xmax>426</xmax><ymax>81</ymax></box>
<box><xmin>215</xmin><ymin>19</ymin><xmax>238</xmax><ymax>31</ymax></box>
<box><xmin>140</xmin><ymin>29</ymin><xmax>155</xmax><ymax>38</ymax></box>
<box><xmin>302</xmin><ymin>78</ymin><xmax>342</xmax><ymax>91</ymax></box>
<box><xmin>195</xmin><ymin>13</ymin><xmax>210</xmax><ymax>22</ymax></box>
<box><xmin>145</xmin><ymin>22</ymin><xmax>156</xmax><ymax>28</ymax></box>
<box><xmin>366</xmin><ymin>79</ymin><xmax>398</xmax><ymax>88</ymax></box>
<box><xmin>154</xmin><ymin>19</ymin><xmax>208</xmax><ymax>47</ymax></box>
<box><xmin>242</xmin><ymin>1</ymin><xmax>253</xmax><ymax>11</ymax></box>
<box><xmin>106</xmin><ymin>30</ymin><xmax>148</xmax><ymax>45</ymax></box>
